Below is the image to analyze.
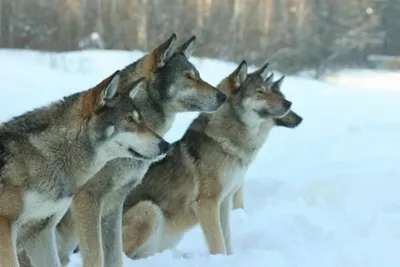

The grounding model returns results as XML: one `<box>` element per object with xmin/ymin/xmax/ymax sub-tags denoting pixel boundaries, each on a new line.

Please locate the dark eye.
<box><xmin>125</xmin><ymin>116</ymin><xmax>135</xmax><ymax>123</ymax></box>
<box><xmin>256</xmin><ymin>88</ymin><xmax>264</xmax><ymax>93</ymax></box>
<box><xmin>185</xmin><ymin>72</ymin><xmax>193</xmax><ymax>79</ymax></box>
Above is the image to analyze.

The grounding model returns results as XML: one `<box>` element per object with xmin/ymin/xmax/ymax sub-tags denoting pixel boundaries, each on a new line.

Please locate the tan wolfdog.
<box><xmin>121</xmin><ymin>61</ymin><xmax>303</xmax><ymax>259</ymax></box>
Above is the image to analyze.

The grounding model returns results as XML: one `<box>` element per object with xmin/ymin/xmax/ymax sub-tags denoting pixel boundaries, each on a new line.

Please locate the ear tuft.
<box><xmin>128</xmin><ymin>77</ymin><xmax>146</xmax><ymax>99</ymax></box>
<box><xmin>97</xmin><ymin>71</ymin><xmax>120</xmax><ymax>108</ymax></box>
<box><xmin>102</xmin><ymin>72</ymin><xmax>120</xmax><ymax>100</ymax></box>
<box><xmin>221</xmin><ymin>60</ymin><xmax>248</xmax><ymax>96</ymax></box>
<box><xmin>152</xmin><ymin>33</ymin><xmax>177</xmax><ymax>68</ymax></box>
<box><xmin>83</xmin><ymin>70</ymin><xmax>120</xmax><ymax>115</ymax></box>
<box><xmin>233</xmin><ymin>60</ymin><xmax>248</xmax><ymax>88</ymax></box>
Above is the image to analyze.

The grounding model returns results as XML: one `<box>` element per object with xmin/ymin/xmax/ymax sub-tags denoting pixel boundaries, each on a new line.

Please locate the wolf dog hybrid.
<box><xmin>121</xmin><ymin>61</ymin><xmax>303</xmax><ymax>259</ymax></box>
<box><xmin>0</xmin><ymin>71</ymin><xmax>171</xmax><ymax>267</ymax></box>
<box><xmin>30</xmin><ymin>34</ymin><xmax>227</xmax><ymax>267</ymax></box>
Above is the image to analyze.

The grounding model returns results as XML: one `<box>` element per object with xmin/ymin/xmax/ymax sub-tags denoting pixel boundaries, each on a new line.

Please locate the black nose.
<box><xmin>158</xmin><ymin>141</ymin><xmax>172</xmax><ymax>154</ymax></box>
<box><xmin>216</xmin><ymin>92</ymin><xmax>227</xmax><ymax>103</ymax></box>
<box><xmin>283</xmin><ymin>99</ymin><xmax>292</xmax><ymax>109</ymax></box>
<box><xmin>296</xmin><ymin>116</ymin><xmax>303</xmax><ymax>125</ymax></box>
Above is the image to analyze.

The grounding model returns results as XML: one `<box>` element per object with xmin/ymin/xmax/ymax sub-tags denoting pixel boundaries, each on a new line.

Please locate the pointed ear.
<box><xmin>97</xmin><ymin>71</ymin><xmax>120</xmax><ymax>107</ymax></box>
<box><xmin>222</xmin><ymin>60</ymin><xmax>247</xmax><ymax>95</ymax></box>
<box><xmin>83</xmin><ymin>70</ymin><xmax>120</xmax><ymax>115</ymax></box>
<box><xmin>265</xmin><ymin>73</ymin><xmax>274</xmax><ymax>84</ymax></box>
<box><xmin>150</xmin><ymin>33</ymin><xmax>177</xmax><ymax>68</ymax></box>
<box><xmin>250</xmin><ymin>62</ymin><xmax>269</xmax><ymax>80</ymax></box>
<box><xmin>272</xmin><ymin>75</ymin><xmax>285</xmax><ymax>91</ymax></box>
<box><xmin>230</xmin><ymin>60</ymin><xmax>248</xmax><ymax>89</ymax></box>
<box><xmin>127</xmin><ymin>77</ymin><xmax>146</xmax><ymax>100</ymax></box>
<box><xmin>176</xmin><ymin>36</ymin><xmax>196</xmax><ymax>59</ymax></box>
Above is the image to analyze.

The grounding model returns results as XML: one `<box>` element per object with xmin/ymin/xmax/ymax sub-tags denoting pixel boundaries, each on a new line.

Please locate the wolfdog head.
<box><xmin>264</xmin><ymin>74</ymin><xmax>303</xmax><ymax>128</ymax></box>
<box><xmin>136</xmin><ymin>34</ymin><xmax>227</xmax><ymax>113</ymax></box>
<box><xmin>218</xmin><ymin>61</ymin><xmax>302</xmax><ymax>128</ymax></box>
<box><xmin>83</xmin><ymin>71</ymin><xmax>171</xmax><ymax>161</ymax></box>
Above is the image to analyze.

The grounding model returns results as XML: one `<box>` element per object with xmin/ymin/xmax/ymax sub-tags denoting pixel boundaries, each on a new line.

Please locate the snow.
<box><xmin>0</xmin><ymin>49</ymin><xmax>399</xmax><ymax>267</ymax></box>
<box><xmin>324</xmin><ymin>68</ymin><xmax>400</xmax><ymax>91</ymax></box>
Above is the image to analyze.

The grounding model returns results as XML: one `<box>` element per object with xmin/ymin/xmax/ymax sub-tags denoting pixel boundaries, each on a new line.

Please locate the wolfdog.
<box><xmin>232</xmin><ymin>72</ymin><xmax>302</xmax><ymax>210</ymax></box>
<box><xmin>0</xmin><ymin>71</ymin><xmax>170</xmax><ymax>267</ymax></box>
<box><xmin>36</xmin><ymin>34</ymin><xmax>227</xmax><ymax>267</ymax></box>
<box><xmin>121</xmin><ymin>61</ymin><xmax>303</xmax><ymax>259</ymax></box>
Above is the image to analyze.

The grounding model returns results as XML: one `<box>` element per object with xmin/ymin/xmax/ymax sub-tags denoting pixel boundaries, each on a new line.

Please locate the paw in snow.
<box><xmin>172</xmin><ymin>249</ymin><xmax>205</xmax><ymax>259</ymax></box>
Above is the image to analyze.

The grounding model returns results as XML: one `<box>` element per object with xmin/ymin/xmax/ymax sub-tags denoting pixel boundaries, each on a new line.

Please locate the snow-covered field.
<box><xmin>1</xmin><ymin>49</ymin><xmax>399</xmax><ymax>267</ymax></box>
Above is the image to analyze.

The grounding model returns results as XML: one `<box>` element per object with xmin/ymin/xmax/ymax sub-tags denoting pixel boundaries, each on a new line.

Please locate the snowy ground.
<box><xmin>0</xmin><ymin>49</ymin><xmax>399</xmax><ymax>267</ymax></box>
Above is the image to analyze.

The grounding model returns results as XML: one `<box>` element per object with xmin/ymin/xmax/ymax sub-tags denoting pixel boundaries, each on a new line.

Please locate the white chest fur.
<box><xmin>19</xmin><ymin>191</ymin><xmax>72</xmax><ymax>224</ymax></box>
<box><xmin>219</xmin><ymin>165</ymin><xmax>247</xmax><ymax>200</ymax></box>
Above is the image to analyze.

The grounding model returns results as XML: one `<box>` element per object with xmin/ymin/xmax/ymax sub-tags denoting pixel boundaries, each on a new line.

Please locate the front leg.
<box><xmin>71</xmin><ymin>190</ymin><xmax>103</xmax><ymax>267</ymax></box>
<box><xmin>0</xmin><ymin>218</ymin><xmax>19</xmax><ymax>267</ymax></box>
<box><xmin>101</xmin><ymin>200</ymin><xmax>124</xmax><ymax>267</ymax></box>
<box><xmin>18</xmin><ymin>251</ymin><xmax>32</xmax><ymax>267</ymax></box>
<box><xmin>24</xmin><ymin>211</ymin><xmax>66</xmax><ymax>267</ymax></box>
<box><xmin>220</xmin><ymin>195</ymin><xmax>233</xmax><ymax>254</ymax></box>
<box><xmin>193</xmin><ymin>197</ymin><xmax>226</xmax><ymax>255</ymax></box>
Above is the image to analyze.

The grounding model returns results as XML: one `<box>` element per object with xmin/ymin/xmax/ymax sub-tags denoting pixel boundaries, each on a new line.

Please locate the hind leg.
<box><xmin>233</xmin><ymin>184</ymin><xmax>244</xmax><ymax>210</ymax></box>
<box><xmin>56</xmin><ymin>210</ymin><xmax>79</xmax><ymax>267</ymax></box>
<box><xmin>122</xmin><ymin>201</ymin><xmax>164</xmax><ymax>259</ymax></box>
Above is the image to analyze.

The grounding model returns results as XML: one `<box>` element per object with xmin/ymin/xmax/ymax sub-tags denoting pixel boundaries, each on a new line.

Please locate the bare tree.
<box><xmin>0</xmin><ymin>0</ymin><xmax>393</xmax><ymax>74</ymax></box>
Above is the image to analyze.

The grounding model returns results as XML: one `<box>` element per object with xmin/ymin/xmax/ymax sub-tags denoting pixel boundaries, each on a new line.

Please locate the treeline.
<box><xmin>0</xmin><ymin>0</ymin><xmax>399</xmax><ymax>75</ymax></box>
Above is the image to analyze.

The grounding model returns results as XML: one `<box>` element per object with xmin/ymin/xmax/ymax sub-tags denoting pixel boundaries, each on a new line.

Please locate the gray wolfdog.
<box><xmin>29</xmin><ymin>34</ymin><xmax>227</xmax><ymax>267</ymax></box>
<box><xmin>0</xmin><ymin>71</ymin><xmax>170</xmax><ymax>267</ymax></box>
